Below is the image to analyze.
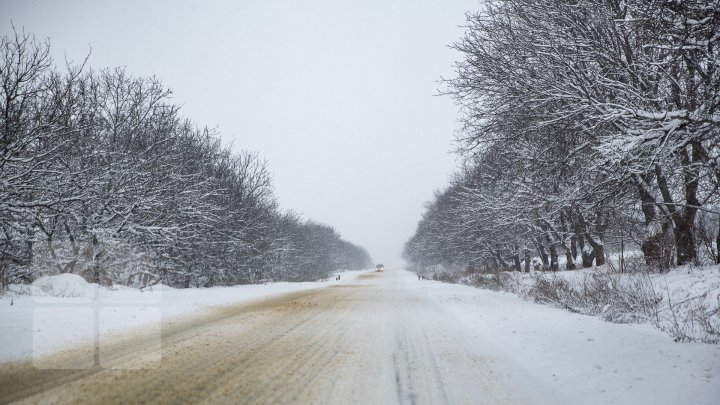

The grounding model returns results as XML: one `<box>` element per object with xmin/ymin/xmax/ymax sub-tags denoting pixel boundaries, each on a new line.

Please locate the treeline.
<box><xmin>405</xmin><ymin>0</ymin><xmax>720</xmax><ymax>273</ymax></box>
<box><xmin>0</xmin><ymin>31</ymin><xmax>371</xmax><ymax>290</ymax></box>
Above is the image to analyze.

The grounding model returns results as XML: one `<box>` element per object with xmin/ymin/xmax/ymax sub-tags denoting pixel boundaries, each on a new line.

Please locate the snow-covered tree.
<box><xmin>0</xmin><ymin>29</ymin><xmax>371</xmax><ymax>291</ymax></box>
<box><xmin>407</xmin><ymin>0</ymin><xmax>720</xmax><ymax>273</ymax></box>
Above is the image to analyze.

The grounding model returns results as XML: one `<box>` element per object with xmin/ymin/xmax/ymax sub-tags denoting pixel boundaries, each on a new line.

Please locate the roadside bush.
<box><xmin>435</xmin><ymin>267</ymin><xmax>720</xmax><ymax>344</ymax></box>
<box><xmin>526</xmin><ymin>275</ymin><xmax>584</xmax><ymax>313</ymax></box>
<box><xmin>525</xmin><ymin>272</ymin><xmax>661</xmax><ymax>323</ymax></box>
<box><xmin>656</xmin><ymin>288</ymin><xmax>720</xmax><ymax>344</ymax></box>
<box><xmin>432</xmin><ymin>271</ymin><xmax>462</xmax><ymax>284</ymax></box>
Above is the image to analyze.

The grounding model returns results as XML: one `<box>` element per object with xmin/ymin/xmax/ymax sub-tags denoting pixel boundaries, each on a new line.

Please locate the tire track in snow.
<box><xmin>0</xmin><ymin>272</ymin><xmax>529</xmax><ymax>404</ymax></box>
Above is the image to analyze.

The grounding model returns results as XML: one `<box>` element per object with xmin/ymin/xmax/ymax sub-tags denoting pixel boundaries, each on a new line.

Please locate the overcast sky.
<box><xmin>1</xmin><ymin>0</ymin><xmax>478</xmax><ymax>267</ymax></box>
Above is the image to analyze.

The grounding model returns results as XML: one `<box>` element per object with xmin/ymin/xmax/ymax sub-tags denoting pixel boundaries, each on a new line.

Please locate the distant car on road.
<box><xmin>375</xmin><ymin>264</ymin><xmax>384</xmax><ymax>272</ymax></box>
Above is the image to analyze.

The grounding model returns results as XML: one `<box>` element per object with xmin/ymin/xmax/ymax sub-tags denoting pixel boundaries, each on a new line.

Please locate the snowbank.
<box><xmin>31</xmin><ymin>273</ymin><xmax>98</xmax><ymax>302</ymax></box>
<box><xmin>454</xmin><ymin>265</ymin><xmax>720</xmax><ymax>343</ymax></box>
<box><xmin>411</xmin><ymin>271</ymin><xmax>720</xmax><ymax>405</ymax></box>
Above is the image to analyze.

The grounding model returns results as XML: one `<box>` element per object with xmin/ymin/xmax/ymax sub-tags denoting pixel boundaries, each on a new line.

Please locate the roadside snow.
<box><xmin>409</xmin><ymin>272</ymin><xmax>720</xmax><ymax>405</ymax></box>
<box><xmin>0</xmin><ymin>270</ymin><xmax>366</xmax><ymax>363</ymax></box>
<box><xmin>503</xmin><ymin>265</ymin><xmax>720</xmax><ymax>342</ymax></box>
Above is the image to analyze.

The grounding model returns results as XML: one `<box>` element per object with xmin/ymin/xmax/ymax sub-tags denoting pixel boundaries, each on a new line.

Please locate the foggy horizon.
<box><xmin>1</xmin><ymin>0</ymin><xmax>479</xmax><ymax>267</ymax></box>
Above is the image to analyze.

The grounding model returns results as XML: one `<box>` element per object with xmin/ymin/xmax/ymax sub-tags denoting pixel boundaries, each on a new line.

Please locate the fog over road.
<box><xmin>0</xmin><ymin>271</ymin><xmax>536</xmax><ymax>404</ymax></box>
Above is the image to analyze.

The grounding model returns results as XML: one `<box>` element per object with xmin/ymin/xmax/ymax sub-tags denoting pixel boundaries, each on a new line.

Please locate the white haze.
<box><xmin>1</xmin><ymin>0</ymin><xmax>479</xmax><ymax>267</ymax></box>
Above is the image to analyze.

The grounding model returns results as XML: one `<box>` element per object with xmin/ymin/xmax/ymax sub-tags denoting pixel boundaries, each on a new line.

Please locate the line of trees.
<box><xmin>405</xmin><ymin>0</ymin><xmax>720</xmax><ymax>273</ymax></box>
<box><xmin>0</xmin><ymin>30</ymin><xmax>371</xmax><ymax>290</ymax></box>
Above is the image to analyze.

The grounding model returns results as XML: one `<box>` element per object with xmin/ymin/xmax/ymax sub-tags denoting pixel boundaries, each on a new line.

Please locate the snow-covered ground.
<box><xmin>0</xmin><ymin>270</ymin><xmax>366</xmax><ymax>363</ymax></box>
<box><xmin>506</xmin><ymin>264</ymin><xmax>720</xmax><ymax>309</ymax></box>
<box><xmin>466</xmin><ymin>264</ymin><xmax>720</xmax><ymax>342</ymax></box>
<box><xmin>409</xmin><ymin>272</ymin><xmax>720</xmax><ymax>405</ymax></box>
<box><xmin>1</xmin><ymin>269</ymin><xmax>719</xmax><ymax>404</ymax></box>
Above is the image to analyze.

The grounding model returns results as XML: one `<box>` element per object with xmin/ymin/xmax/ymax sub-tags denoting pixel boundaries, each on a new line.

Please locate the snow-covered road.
<box><xmin>1</xmin><ymin>269</ymin><xmax>718</xmax><ymax>404</ymax></box>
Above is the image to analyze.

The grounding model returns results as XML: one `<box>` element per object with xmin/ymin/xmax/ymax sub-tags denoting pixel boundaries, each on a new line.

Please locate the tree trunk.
<box><xmin>0</xmin><ymin>263</ymin><xmax>6</xmax><ymax>292</ymax></box>
<box><xmin>549</xmin><ymin>244</ymin><xmax>559</xmax><ymax>271</ymax></box>
<box><xmin>584</xmin><ymin>233</ymin><xmax>605</xmax><ymax>267</ymax></box>
<box><xmin>535</xmin><ymin>240</ymin><xmax>548</xmax><ymax>270</ymax></box>
<box><xmin>635</xmin><ymin>176</ymin><xmax>670</xmax><ymax>269</ymax></box>
<box><xmin>578</xmin><ymin>236</ymin><xmax>593</xmax><ymax>268</ymax></box>
<box><xmin>495</xmin><ymin>251</ymin><xmax>509</xmax><ymax>270</ymax></box>
<box><xmin>47</xmin><ymin>239</ymin><xmax>65</xmax><ymax>274</ymax></box>
<box><xmin>654</xmin><ymin>153</ymin><xmax>700</xmax><ymax>267</ymax></box>
<box><xmin>619</xmin><ymin>235</ymin><xmax>625</xmax><ymax>273</ymax></box>
<box><xmin>565</xmin><ymin>246</ymin><xmax>575</xmax><ymax>270</ymax></box>
<box><xmin>716</xmin><ymin>216</ymin><xmax>720</xmax><ymax>264</ymax></box>
<box><xmin>513</xmin><ymin>251</ymin><xmax>521</xmax><ymax>272</ymax></box>
<box><xmin>593</xmin><ymin>243</ymin><xmax>605</xmax><ymax>266</ymax></box>
<box><xmin>524</xmin><ymin>249</ymin><xmax>531</xmax><ymax>273</ymax></box>
<box><xmin>675</xmin><ymin>218</ymin><xmax>697</xmax><ymax>265</ymax></box>
<box><xmin>641</xmin><ymin>223</ymin><xmax>672</xmax><ymax>269</ymax></box>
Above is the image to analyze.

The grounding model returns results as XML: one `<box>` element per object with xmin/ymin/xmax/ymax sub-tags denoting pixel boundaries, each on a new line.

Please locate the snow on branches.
<box><xmin>0</xmin><ymin>29</ymin><xmax>371</xmax><ymax>290</ymax></box>
<box><xmin>407</xmin><ymin>0</ymin><xmax>720</xmax><ymax>274</ymax></box>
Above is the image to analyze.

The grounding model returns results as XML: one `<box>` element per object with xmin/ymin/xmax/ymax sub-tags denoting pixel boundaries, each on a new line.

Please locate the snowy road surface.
<box><xmin>1</xmin><ymin>270</ymin><xmax>718</xmax><ymax>404</ymax></box>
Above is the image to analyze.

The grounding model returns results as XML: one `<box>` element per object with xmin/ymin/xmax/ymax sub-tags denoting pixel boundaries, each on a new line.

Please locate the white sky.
<box><xmin>1</xmin><ymin>0</ymin><xmax>478</xmax><ymax>267</ymax></box>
